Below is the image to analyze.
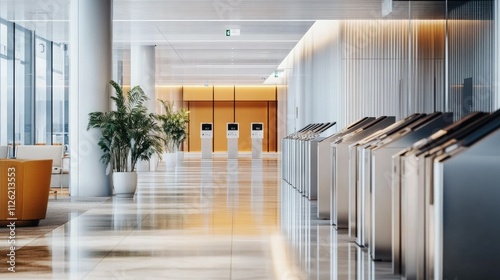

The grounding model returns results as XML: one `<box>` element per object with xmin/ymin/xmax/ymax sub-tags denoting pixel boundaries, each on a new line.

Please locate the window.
<box><xmin>0</xmin><ymin>19</ymin><xmax>14</xmax><ymax>152</ymax></box>
<box><xmin>35</xmin><ymin>36</ymin><xmax>52</xmax><ymax>145</ymax></box>
<box><xmin>0</xmin><ymin>17</ymin><xmax>69</xmax><ymax>152</ymax></box>
<box><xmin>14</xmin><ymin>25</ymin><xmax>34</xmax><ymax>145</ymax></box>
<box><xmin>52</xmin><ymin>42</ymin><xmax>69</xmax><ymax>145</ymax></box>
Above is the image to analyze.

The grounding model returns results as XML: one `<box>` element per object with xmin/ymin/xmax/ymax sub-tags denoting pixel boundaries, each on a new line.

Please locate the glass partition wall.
<box><xmin>0</xmin><ymin>19</ymin><xmax>14</xmax><ymax>154</ymax></box>
<box><xmin>0</xmin><ymin>17</ymin><xmax>68</xmax><ymax>155</ymax></box>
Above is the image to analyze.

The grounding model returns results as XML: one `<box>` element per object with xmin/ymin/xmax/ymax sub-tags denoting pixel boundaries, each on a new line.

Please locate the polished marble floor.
<box><xmin>1</xmin><ymin>157</ymin><xmax>398</xmax><ymax>279</ymax></box>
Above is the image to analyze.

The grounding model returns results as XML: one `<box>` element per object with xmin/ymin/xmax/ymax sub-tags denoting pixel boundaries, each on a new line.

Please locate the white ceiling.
<box><xmin>0</xmin><ymin>0</ymin><xmax>445</xmax><ymax>85</ymax></box>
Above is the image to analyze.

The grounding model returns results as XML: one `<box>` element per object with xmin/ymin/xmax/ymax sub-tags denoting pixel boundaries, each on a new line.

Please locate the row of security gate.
<box><xmin>282</xmin><ymin>122</ymin><xmax>335</xmax><ymax>199</ymax></box>
<box><xmin>281</xmin><ymin>110</ymin><xmax>500</xmax><ymax>279</ymax></box>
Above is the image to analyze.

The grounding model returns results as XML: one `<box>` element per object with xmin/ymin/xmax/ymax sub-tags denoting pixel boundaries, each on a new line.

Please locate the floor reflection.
<box><xmin>0</xmin><ymin>157</ymin><xmax>403</xmax><ymax>279</ymax></box>
<box><xmin>280</xmin><ymin>180</ymin><xmax>399</xmax><ymax>280</ymax></box>
<box><xmin>0</xmin><ymin>158</ymin><xmax>280</xmax><ymax>279</ymax></box>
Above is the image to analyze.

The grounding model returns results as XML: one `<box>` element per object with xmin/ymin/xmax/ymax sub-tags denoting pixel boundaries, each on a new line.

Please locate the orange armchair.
<box><xmin>0</xmin><ymin>159</ymin><xmax>53</xmax><ymax>226</ymax></box>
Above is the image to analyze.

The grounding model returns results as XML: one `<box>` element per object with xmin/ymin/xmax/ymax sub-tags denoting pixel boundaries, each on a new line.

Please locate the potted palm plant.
<box><xmin>87</xmin><ymin>80</ymin><xmax>163</xmax><ymax>197</ymax></box>
<box><xmin>157</xmin><ymin>100</ymin><xmax>190</xmax><ymax>170</ymax></box>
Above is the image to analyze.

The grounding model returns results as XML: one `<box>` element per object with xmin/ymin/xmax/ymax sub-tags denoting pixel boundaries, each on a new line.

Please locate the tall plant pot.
<box><xmin>163</xmin><ymin>152</ymin><xmax>177</xmax><ymax>171</ymax></box>
<box><xmin>113</xmin><ymin>171</ymin><xmax>137</xmax><ymax>198</ymax></box>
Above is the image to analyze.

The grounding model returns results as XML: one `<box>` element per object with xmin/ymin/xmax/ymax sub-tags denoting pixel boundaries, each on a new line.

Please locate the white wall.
<box><xmin>281</xmin><ymin>21</ymin><xmax>343</xmax><ymax>134</ymax></box>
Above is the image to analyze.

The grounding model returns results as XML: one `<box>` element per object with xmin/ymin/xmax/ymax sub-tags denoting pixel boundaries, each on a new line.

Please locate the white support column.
<box><xmin>70</xmin><ymin>0</ymin><xmax>113</xmax><ymax>196</ymax></box>
<box><xmin>131</xmin><ymin>45</ymin><xmax>157</xmax><ymax>171</ymax></box>
<box><xmin>131</xmin><ymin>45</ymin><xmax>156</xmax><ymax>113</ymax></box>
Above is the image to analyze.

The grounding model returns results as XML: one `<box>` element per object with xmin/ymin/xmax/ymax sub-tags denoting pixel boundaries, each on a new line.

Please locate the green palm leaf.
<box><xmin>87</xmin><ymin>80</ymin><xmax>163</xmax><ymax>174</ymax></box>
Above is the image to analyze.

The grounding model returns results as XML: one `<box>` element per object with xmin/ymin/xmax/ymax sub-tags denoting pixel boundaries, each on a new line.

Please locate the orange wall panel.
<box><xmin>188</xmin><ymin>102</ymin><xmax>213</xmax><ymax>152</ymax></box>
<box><xmin>235</xmin><ymin>86</ymin><xmax>276</xmax><ymax>101</ymax></box>
<box><xmin>184</xmin><ymin>86</ymin><xmax>213</xmax><ymax>101</ymax></box>
<box><xmin>179</xmin><ymin>86</ymin><xmax>278</xmax><ymax>153</ymax></box>
<box><xmin>214</xmin><ymin>102</ymin><xmax>235</xmax><ymax>152</ymax></box>
<box><xmin>235</xmin><ymin>102</ymin><xmax>268</xmax><ymax>152</ymax></box>
<box><xmin>214</xmin><ymin>86</ymin><xmax>234</xmax><ymax>101</ymax></box>
<box><xmin>268</xmin><ymin>101</ymin><xmax>277</xmax><ymax>152</ymax></box>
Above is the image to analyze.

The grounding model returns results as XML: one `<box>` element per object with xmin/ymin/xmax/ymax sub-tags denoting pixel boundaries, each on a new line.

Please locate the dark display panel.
<box><xmin>252</xmin><ymin>123</ymin><xmax>263</xmax><ymax>131</ymax></box>
<box><xmin>227</xmin><ymin>123</ymin><xmax>239</xmax><ymax>131</ymax></box>
<box><xmin>202</xmin><ymin>123</ymin><xmax>212</xmax><ymax>131</ymax></box>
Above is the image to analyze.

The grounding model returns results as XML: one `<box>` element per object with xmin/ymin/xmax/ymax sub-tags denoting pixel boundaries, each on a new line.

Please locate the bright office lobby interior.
<box><xmin>1</xmin><ymin>0</ymin><xmax>500</xmax><ymax>279</ymax></box>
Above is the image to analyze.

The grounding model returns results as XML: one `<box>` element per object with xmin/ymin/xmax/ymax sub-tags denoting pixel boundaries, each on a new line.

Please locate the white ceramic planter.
<box><xmin>163</xmin><ymin>152</ymin><xmax>177</xmax><ymax>171</ymax></box>
<box><xmin>113</xmin><ymin>172</ymin><xmax>137</xmax><ymax>198</ymax></box>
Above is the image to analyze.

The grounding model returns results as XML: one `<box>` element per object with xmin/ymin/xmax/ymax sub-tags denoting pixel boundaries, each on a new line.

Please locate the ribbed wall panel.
<box><xmin>343</xmin><ymin>20</ymin><xmax>405</xmax><ymax>124</ymax></box>
<box><xmin>448</xmin><ymin>1</ymin><xmax>495</xmax><ymax>120</ymax></box>
<box><xmin>410</xmin><ymin>20</ymin><xmax>446</xmax><ymax>114</ymax></box>
<box><xmin>281</xmin><ymin>2</ymin><xmax>497</xmax><ymax>133</ymax></box>
<box><xmin>342</xmin><ymin>20</ymin><xmax>444</xmax><ymax>126</ymax></box>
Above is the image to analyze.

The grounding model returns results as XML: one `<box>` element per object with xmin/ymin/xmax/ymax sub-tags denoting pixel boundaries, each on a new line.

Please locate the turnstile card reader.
<box><xmin>370</xmin><ymin>112</ymin><xmax>453</xmax><ymax>261</ymax></box>
<box><xmin>251</xmin><ymin>122</ymin><xmax>264</xmax><ymax>159</ymax></box>
<box><xmin>391</xmin><ymin>111</ymin><xmax>489</xmax><ymax>275</ymax></box>
<box><xmin>354</xmin><ymin>114</ymin><xmax>428</xmax><ymax>247</ymax></box>
<box><xmin>316</xmin><ymin>117</ymin><xmax>375</xmax><ymax>219</ymax></box>
<box><xmin>201</xmin><ymin>123</ymin><xmax>213</xmax><ymax>159</ymax></box>
<box><xmin>251</xmin><ymin>123</ymin><xmax>264</xmax><ymax>139</ymax></box>
<box><xmin>227</xmin><ymin>123</ymin><xmax>239</xmax><ymax>159</ymax></box>
<box><xmin>349</xmin><ymin>113</ymin><xmax>425</xmax><ymax>241</ymax></box>
<box><xmin>432</xmin><ymin>119</ymin><xmax>500</xmax><ymax>280</ymax></box>
<box><xmin>331</xmin><ymin>116</ymin><xmax>396</xmax><ymax>229</ymax></box>
<box><xmin>305</xmin><ymin>122</ymin><xmax>337</xmax><ymax>199</ymax></box>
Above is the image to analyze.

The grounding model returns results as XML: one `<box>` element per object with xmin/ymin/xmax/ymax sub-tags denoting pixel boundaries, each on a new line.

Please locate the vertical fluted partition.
<box><xmin>342</xmin><ymin>20</ymin><xmax>409</xmax><ymax>123</ymax></box>
<box><xmin>282</xmin><ymin>20</ymin><xmax>446</xmax><ymax>131</ymax></box>
<box><xmin>447</xmin><ymin>0</ymin><xmax>495</xmax><ymax>120</ymax></box>
<box><xmin>409</xmin><ymin>20</ymin><xmax>446</xmax><ymax>114</ymax></box>
<box><xmin>280</xmin><ymin>8</ymin><xmax>495</xmax><ymax>134</ymax></box>
<box><xmin>342</xmin><ymin>20</ymin><xmax>445</xmax><ymax>125</ymax></box>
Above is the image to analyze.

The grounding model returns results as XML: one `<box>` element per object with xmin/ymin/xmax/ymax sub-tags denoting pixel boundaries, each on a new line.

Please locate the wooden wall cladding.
<box><xmin>214</xmin><ymin>102</ymin><xmax>235</xmax><ymax>152</ymax></box>
<box><xmin>188</xmin><ymin>102</ymin><xmax>213</xmax><ymax>152</ymax></box>
<box><xmin>268</xmin><ymin>101</ymin><xmax>278</xmax><ymax>152</ymax></box>
<box><xmin>177</xmin><ymin>86</ymin><xmax>278</xmax><ymax>152</ymax></box>
<box><xmin>235</xmin><ymin>86</ymin><xmax>276</xmax><ymax>101</ymax></box>
<box><xmin>235</xmin><ymin>102</ymin><xmax>269</xmax><ymax>152</ymax></box>
<box><xmin>184</xmin><ymin>86</ymin><xmax>213</xmax><ymax>101</ymax></box>
<box><xmin>214</xmin><ymin>86</ymin><xmax>234</xmax><ymax>101</ymax></box>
